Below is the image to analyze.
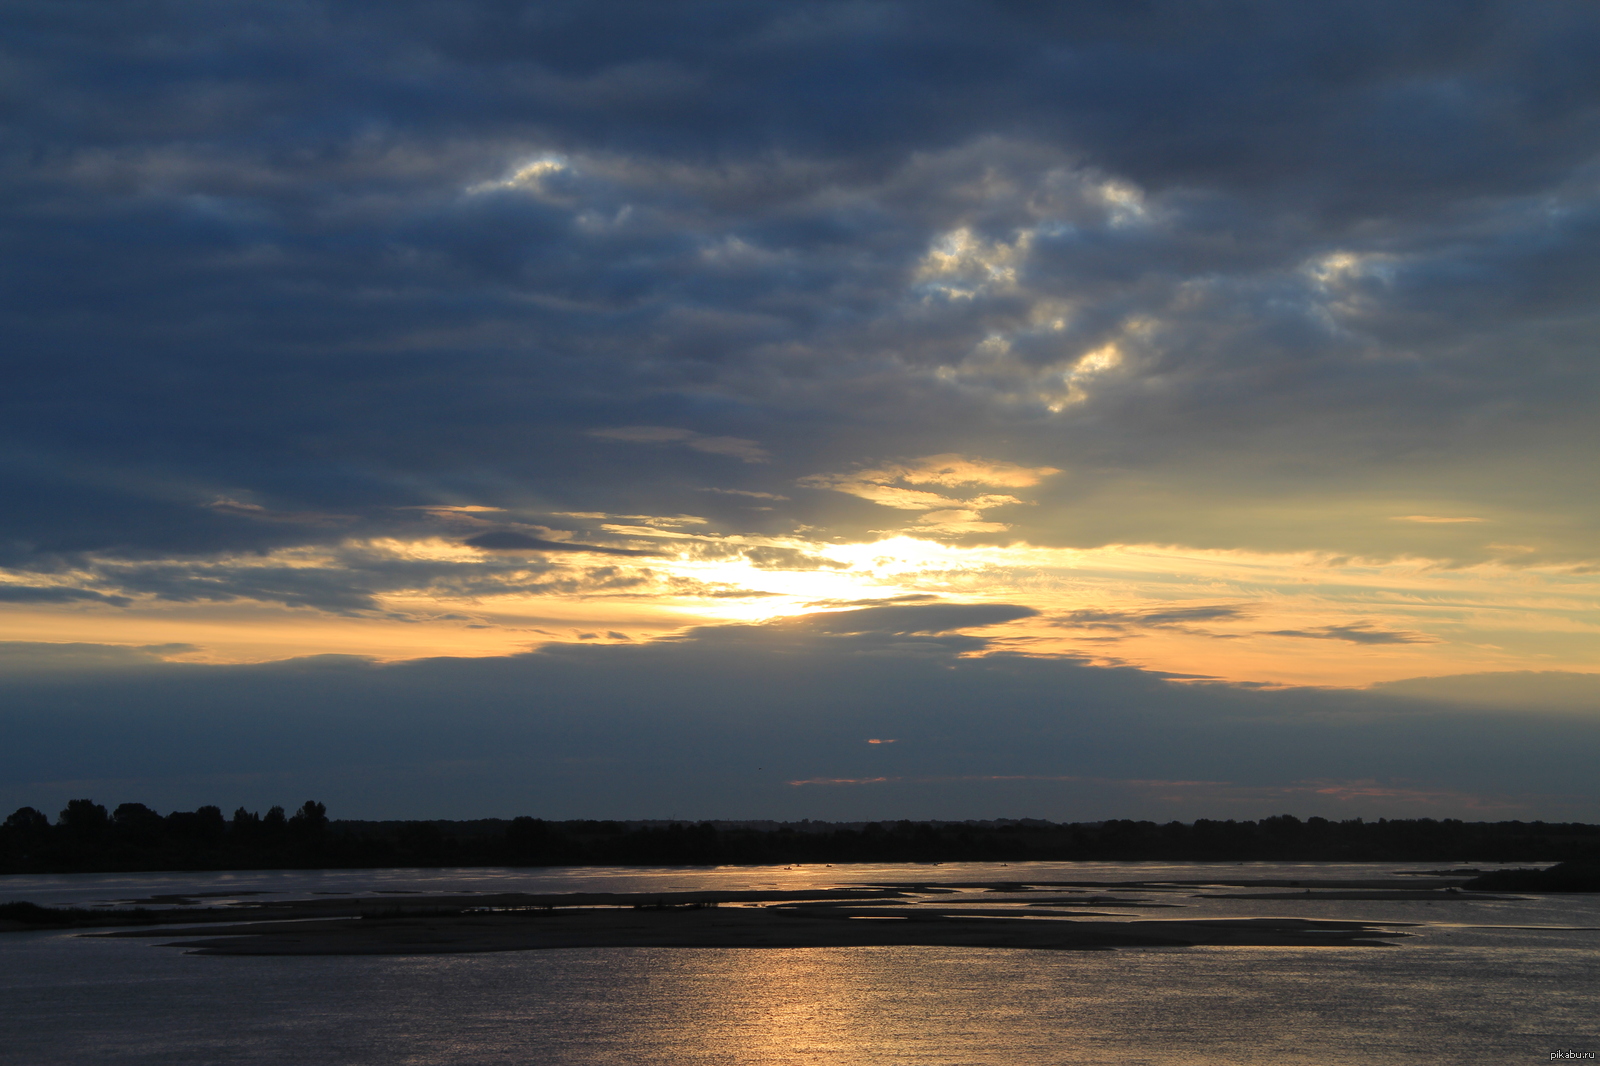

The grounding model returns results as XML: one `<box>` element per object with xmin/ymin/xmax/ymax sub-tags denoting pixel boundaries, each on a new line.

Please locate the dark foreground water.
<box><xmin>3</xmin><ymin>863</ymin><xmax>1597</xmax><ymax>1065</ymax></box>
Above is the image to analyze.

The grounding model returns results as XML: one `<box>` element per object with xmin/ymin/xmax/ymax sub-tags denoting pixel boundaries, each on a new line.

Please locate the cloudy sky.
<box><xmin>5</xmin><ymin>0</ymin><xmax>1600</xmax><ymax>821</ymax></box>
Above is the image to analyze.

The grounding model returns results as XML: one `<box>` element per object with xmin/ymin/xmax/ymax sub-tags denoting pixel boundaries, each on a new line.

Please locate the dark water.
<box><xmin>3</xmin><ymin>863</ymin><xmax>1597</xmax><ymax>1065</ymax></box>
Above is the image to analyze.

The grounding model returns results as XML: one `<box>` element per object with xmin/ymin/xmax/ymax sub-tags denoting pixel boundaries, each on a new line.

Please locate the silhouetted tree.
<box><xmin>112</xmin><ymin>803</ymin><xmax>165</xmax><ymax>849</ymax></box>
<box><xmin>505</xmin><ymin>816</ymin><xmax>550</xmax><ymax>864</ymax></box>
<box><xmin>288</xmin><ymin>801</ymin><xmax>328</xmax><ymax>836</ymax></box>
<box><xmin>261</xmin><ymin>805</ymin><xmax>288</xmax><ymax>847</ymax></box>
<box><xmin>166</xmin><ymin>806</ymin><xmax>228</xmax><ymax>850</ymax></box>
<box><xmin>4</xmin><ymin>807</ymin><xmax>49</xmax><ymax>834</ymax></box>
<box><xmin>57</xmin><ymin>799</ymin><xmax>109</xmax><ymax>842</ymax></box>
<box><xmin>230</xmin><ymin>807</ymin><xmax>262</xmax><ymax>844</ymax></box>
<box><xmin>2</xmin><ymin>807</ymin><xmax>51</xmax><ymax>863</ymax></box>
<box><xmin>194</xmin><ymin>805</ymin><xmax>227</xmax><ymax>849</ymax></box>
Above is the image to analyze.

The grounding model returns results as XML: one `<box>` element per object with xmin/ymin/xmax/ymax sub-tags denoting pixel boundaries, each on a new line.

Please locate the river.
<box><xmin>2</xmin><ymin>862</ymin><xmax>1596</xmax><ymax>1064</ymax></box>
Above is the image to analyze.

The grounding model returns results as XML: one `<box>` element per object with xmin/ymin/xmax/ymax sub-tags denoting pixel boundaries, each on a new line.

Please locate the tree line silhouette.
<box><xmin>5</xmin><ymin>800</ymin><xmax>1600</xmax><ymax>873</ymax></box>
<box><xmin>2</xmin><ymin>799</ymin><xmax>330</xmax><ymax>873</ymax></box>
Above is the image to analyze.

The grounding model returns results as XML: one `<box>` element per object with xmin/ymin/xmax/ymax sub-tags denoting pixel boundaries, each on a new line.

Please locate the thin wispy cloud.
<box><xmin>1265</xmin><ymin>624</ymin><xmax>1436</xmax><ymax>646</ymax></box>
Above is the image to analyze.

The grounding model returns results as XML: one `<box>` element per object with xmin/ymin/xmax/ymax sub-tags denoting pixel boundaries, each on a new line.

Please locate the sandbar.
<box><xmin>81</xmin><ymin>887</ymin><xmax>1414</xmax><ymax>955</ymax></box>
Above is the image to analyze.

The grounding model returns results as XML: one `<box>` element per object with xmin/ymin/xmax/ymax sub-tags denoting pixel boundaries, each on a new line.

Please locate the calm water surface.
<box><xmin>3</xmin><ymin>863</ymin><xmax>1597</xmax><ymax>1065</ymax></box>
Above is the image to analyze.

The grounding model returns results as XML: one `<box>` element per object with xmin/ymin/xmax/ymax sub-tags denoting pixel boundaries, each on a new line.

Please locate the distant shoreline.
<box><xmin>8</xmin><ymin>804</ymin><xmax>1600</xmax><ymax>875</ymax></box>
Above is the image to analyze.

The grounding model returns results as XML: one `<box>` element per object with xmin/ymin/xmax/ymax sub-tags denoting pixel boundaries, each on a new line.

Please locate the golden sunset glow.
<box><xmin>8</xmin><ymin>0</ymin><xmax>1600</xmax><ymax>824</ymax></box>
<box><xmin>6</xmin><ymin>526</ymin><xmax>1596</xmax><ymax>688</ymax></box>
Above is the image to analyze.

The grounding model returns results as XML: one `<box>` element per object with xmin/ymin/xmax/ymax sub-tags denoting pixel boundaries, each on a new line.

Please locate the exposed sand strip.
<box><xmin>81</xmin><ymin>887</ymin><xmax>1416</xmax><ymax>955</ymax></box>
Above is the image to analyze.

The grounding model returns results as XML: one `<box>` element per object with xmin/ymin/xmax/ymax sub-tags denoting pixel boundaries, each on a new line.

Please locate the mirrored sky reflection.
<box><xmin>4</xmin><ymin>0</ymin><xmax>1600</xmax><ymax>819</ymax></box>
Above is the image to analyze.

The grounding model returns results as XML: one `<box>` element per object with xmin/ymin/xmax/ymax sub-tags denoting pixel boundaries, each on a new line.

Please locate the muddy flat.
<box><xmin>24</xmin><ymin>876</ymin><xmax>1502</xmax><ymax>954</ymax></box>
<box><xmin>100</xmin><ymin>908</ymin><xmax>1411</xmax><ymax>955</ymax></box>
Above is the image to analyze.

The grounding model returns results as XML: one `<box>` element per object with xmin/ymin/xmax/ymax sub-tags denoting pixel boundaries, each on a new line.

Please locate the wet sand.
<box><xmin>81</xmin><ymin>882</ymin><xmax>1427</xmax><ymax>955</ymax></box>
<box><xmin>30</xmin><ymin>874</ymin><xmax>1530</xmax><ymax>954</ymax></box>
<box><xmin>108</xmin><ymin>908</ymin><xmax>1414</xmax><ymax>955</ymax></box>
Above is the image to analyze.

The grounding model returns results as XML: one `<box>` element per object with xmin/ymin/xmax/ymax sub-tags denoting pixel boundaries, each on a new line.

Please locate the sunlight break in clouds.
<box><xmin>7</xmin><ymin>0</ymin><xmax>1600</xmax><ymax>818</ymax></box>
<box><xmin>800</xmin><ymin>454</ymin><xmax>1060</xmax><ymax>532</ymax></box>
<box><xmin>468</xmin><ymin>155</ymin><xmax>572</xmax><ymax>196</ymax></box>
<box><xmin>4</xmin><ymin>527</ymin><xmax>1597</xmax><ymax>688</ymax></box>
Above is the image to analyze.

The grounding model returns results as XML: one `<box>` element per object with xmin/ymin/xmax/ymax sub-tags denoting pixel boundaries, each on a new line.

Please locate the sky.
<box><xmin>4</xmin><ymin>0</ymin><xmax>1600</xmax><ymax>822</ymax></box>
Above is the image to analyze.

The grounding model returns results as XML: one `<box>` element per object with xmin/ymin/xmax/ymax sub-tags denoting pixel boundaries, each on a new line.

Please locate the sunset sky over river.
<box><xmin>5</xmin><ymin>0</ymin><xmax>1600</xmax><ymax>821</ymax></box>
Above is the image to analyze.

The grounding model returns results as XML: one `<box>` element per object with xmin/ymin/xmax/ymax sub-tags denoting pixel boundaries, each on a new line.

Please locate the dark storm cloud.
<box><xmin>4</xmin><ymin>0</ymin><xmax>1600</xmax><ymax>583</ymax></box>
<box><xmin>2</xmin><ymin>610</ymin><xmax>1595</xmax><ymax>820</ymax></box>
